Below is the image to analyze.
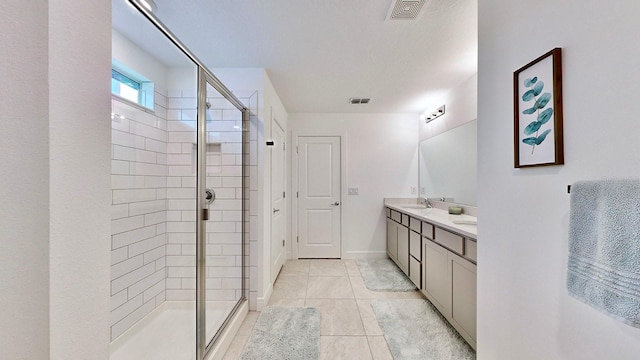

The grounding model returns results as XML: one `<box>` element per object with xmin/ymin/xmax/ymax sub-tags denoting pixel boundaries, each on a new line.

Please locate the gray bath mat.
<box><xmin>356</xmin><ymin>259</ymin><xmax>416</xmax><ymax>291</ymax></box>
<box><xmin>372</xmin><ymin>299</ymin><xmax>475</xmax><ymax>360</ymax></box>
<box><xmin>240</xmin><ymin>307</ymin><xmax>320</xmax><ymax>360</ymax></box>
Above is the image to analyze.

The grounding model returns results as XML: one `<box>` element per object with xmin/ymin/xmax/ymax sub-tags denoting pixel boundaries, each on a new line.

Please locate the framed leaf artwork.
<box><xmin>513</xmin><ymin>48</ymin><xmax>564</xmax><ymax>168</ymax></box>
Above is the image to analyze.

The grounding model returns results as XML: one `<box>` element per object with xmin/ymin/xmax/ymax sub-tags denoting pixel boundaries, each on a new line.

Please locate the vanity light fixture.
<box><xmin>421</xmin><ymin>105</ymin><xmax>445</xmax><ymax>123</ymax></box>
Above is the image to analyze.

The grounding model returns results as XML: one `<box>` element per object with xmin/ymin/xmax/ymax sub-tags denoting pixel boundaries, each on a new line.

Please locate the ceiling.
<box><xmin>114</xmin><ymin>0</ymin><xmax>477</xmax><ymax>114</ymax></box>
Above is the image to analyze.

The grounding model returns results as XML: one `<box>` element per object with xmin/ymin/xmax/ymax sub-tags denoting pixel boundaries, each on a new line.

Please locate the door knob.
<box><xmin>330</xmin><ymin>202</ymin><xmax>340</xmax><ymax>206</ymax></box>
<box><xmin>273</xmin><ymin>208</ymin><xmax>280</xmax><ymax>214</ymax></box>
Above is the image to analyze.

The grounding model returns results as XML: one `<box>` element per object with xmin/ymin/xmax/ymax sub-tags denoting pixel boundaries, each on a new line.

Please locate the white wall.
<box><xmin>167</xmin><ymin>67</ymin><xmax>198</xmax><ymax>93</ymax></box>
<box><xmin>264</xmin><ymin>72</ymin><xmax>290</xmax><ymax>262</ymax></box>
<box><xmin>1</xmin><ymin>0</ymin><xmax>111</xmax><ymax>358</ymax></box>
<box><xmin>112</xmin><ymin>29</ymin><xmax>169</xmax><ymax>91</ymax></box>
<box><xmin>213</xmin><ymin>68</ymin><xmax>266</xmax><ymax>100</ymax></box>
<box><xmin>259</xmin><ymin>72</ymin><xmax>288</xmax><ymax>307</ymax></box>
<box><xmin>49</xmin><ymin>0</ymin><xmax>112</xmax><ymax>359</ymax></box>
<box><xmin>419</xmin><ymin>73</ymin><xmax>477</xmax><ymax>142</ymax></box>
<box><xmin>478</xmin><ymin>1</ymin><xmax>640</xmax><ymax>359</ymax></box>
<box><xmin>289</xmin><ymin>113</ymin><xmax>418</xmax><ymax>257</ymax></box>
<box><xmin>0</xmin><ymin>1</ymin><xmax>50</xmax><ymax>359</ymax></box>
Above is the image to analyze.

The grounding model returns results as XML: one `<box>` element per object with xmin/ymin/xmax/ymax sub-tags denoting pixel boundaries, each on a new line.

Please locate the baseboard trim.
<box><xmin>256</xmin><ymin>282</ymin><xmax>273</xmax><ymax>311</ymax></box>
<box><xmin>343</xmin><ymin>251</ymin><xmax>388</xmax><ymax>259</ymax></box>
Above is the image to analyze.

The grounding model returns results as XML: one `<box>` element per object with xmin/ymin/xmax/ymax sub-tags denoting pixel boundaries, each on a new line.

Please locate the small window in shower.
<box><xmin>111</xmin><ymin>66</ymin><xmax>155</xmax><ymax>110</ymax></box>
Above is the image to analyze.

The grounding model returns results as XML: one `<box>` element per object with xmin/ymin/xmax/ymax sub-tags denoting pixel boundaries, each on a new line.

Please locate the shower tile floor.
<box><xmin>222</xmin><ymin>259</ymin><xmax>425</xmax><ymax>360</ymax></box>
<box><xmin>110</xmin><ymin>301</ymin><xmax>237</xmax><ymax>360</ymax></box>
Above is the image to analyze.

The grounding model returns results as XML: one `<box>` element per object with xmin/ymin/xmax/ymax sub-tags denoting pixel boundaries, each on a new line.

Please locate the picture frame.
<box><xmin>513</xmin><ymin>48</ymin><xmax>564</xmax><ymax>168</ymax></box>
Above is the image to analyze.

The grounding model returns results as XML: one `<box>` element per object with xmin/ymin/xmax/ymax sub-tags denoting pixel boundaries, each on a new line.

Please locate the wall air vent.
<box><xmin>386</xmin><ymin>0</ymin><xmax>427</xmax><ymax>21</ymax></box>
<box><xmin>350</xmin><ymin>98</ymin><xmax>371</xmax><ymax>104</ymax></box>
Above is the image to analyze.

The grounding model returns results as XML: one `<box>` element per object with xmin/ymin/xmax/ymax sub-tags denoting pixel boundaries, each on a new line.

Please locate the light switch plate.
<box><xmin>348</xmin><ymin>187</ymin><xmax>359</xmax><ymax>195</ymax></box>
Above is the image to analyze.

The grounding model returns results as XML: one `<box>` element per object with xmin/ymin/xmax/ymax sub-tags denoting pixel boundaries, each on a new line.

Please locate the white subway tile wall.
<box><xmin>110</xmin><ymin>88</ymin><xmax>256</xmax><ymax>341</ymax></box>
<box><xmin>165</xmin><ymin>90</ymin><xmax>252</xmax><ymax>306</ymax></box>
<box><xmin>110</xmin><ymin>93</ymin><xmax>168</xmax><ymax>341</ymax></box>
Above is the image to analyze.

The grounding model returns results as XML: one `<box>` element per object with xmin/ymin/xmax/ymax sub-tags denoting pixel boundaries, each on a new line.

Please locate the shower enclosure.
<box><xmin>109</xmin><ymin>1</ymin><xmax>250</xmax><ymax>359</ymax></box>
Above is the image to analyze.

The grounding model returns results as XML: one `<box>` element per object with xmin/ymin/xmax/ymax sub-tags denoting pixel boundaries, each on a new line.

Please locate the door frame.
<box><xmin>292</xmin><ymin>130</ymin><xmax>347</xmax><ymax>259</ymax></box>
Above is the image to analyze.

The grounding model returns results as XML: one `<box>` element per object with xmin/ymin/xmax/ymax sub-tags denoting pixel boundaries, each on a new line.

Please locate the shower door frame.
<box><xmin>196</xmin><ymin>69</ymin><xmax>250</xmax><ymax>358</ymax></box>
<box><xmin>127</xmin><ymin>1</ymin><xmax>250</xmax><ymax>359</ymax></box>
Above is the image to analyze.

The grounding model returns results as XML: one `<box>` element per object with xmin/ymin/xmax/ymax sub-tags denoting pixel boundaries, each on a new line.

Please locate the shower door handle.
<box><xmin>205</xmin><ymin>188</ymin><xmax>215</xmax><ymax>204</ymax></box>
<box><xmin>203</xmin><ymin>189</ymin><xmax>215</xmax><ymax>221</ymax></box>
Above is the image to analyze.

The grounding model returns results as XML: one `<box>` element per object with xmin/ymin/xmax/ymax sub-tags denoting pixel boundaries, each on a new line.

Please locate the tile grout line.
<box><xmin>247</xmin><ymin>261</ymin><xmax>393</xmax><ymax>358</ymax></box>
<box><xmin>347</xmin><ymin>261</ymin><xmax>378</xmax><ymax>358</ymax></box>
<box><xmin>307</xmin><ymin>262</ymin><xmax>311</xmax><ymax>307</ymax></box>
<box><xmin>365</xmin><ymin>336</ymin><xmax>379</xmax><ymax>360</ymax></box>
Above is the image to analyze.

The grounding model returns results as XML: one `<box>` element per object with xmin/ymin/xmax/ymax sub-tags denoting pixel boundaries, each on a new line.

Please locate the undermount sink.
<box><xmin>449</xmin><ymin>214</ymin><xmax>477</xmax><ymax>225</ymax></box>
<box><xmin>401</xmin><ymin>204</ymin><xmax>427</xmax><ymax>209</ymax></box>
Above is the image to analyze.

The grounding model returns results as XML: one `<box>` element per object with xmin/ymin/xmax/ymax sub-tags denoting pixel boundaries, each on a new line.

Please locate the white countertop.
<box><xmin>385</xmin><ymin>201</ymin><xmax>477</xmax><ymax>240</ymax></box>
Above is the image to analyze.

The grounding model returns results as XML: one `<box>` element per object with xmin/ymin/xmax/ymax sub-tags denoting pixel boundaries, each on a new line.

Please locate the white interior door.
<box><xmin>297</xmin><ymin>136</ymin><xmax>341</xmax><ymax>258</ymax></box>
<box><xmin>270</xmin><ymin>120</ymin><xmax>286</xmax><ymax>282</ymax></box>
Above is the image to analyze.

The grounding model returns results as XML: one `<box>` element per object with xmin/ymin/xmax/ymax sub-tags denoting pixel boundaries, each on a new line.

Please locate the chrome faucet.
<box><xmin>421</xmin><ymin>197</ymin><xmax>432</xmax><ymax>208</ymax></box>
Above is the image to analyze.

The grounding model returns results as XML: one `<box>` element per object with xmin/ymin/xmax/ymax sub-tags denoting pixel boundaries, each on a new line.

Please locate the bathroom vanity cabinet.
<box><xmin>387</xmin><ymin>209</ymin><xmax>410</xmax><ymax>287</ymax></box>
<box><xmin>385</xmin><ymin>205</ymin><xmax>477</xmax><ymax>350</ymax></box>
<box><xmin>386</xmin><ymin>215</ymin><xmax>398</xmax><ymax>262</ymax></box>
<box><xmin>423</xmin><ymin>236</ymin><xmax>477</xmax><ymax>349</ymax></box>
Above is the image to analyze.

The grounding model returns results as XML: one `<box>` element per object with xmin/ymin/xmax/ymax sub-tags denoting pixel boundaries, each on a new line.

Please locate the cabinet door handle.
<box><xmin>330</xmin><ymin>202</ymin><xmax>340</xmax><ymax>206</ymax></box>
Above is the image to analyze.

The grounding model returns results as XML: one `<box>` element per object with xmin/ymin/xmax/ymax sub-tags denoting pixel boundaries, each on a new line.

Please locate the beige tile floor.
<box><xmin>223</xmin><ymin>259</ymin><xmax>425</xmax><ymax>360</ymax></box>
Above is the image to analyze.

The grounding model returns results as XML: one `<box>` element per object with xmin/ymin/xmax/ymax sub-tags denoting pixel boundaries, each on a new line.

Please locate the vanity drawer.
<box><xmin>409</xmin><ymin>230</ymin><xmax>422</xmax><ymax>261</ymax></box>
<box><xmin>401</xmin><ymin>213</ymin><xmax>410</xmax><ymax>226</ymax></box>
<box><xmin>409</xmin><ymin>217</ymin><xmax>421</xmax><ymax>232</ymax></box>
<box><xmin>391</xmin><ymin>210</ymin><xmax>401</xmax><ymax>223</ymax></box>
<box><xmin>422</xmin><ymin>222</ymin><xmax>434</xmax><ymax>239</ymax></box>
<box><xmin>386</xmin><ymin>208</ymin><xmax>391</xmax><ymax>218</ymax></box>
<box><xmin>465</xmin><ymin>239</ymin><xmax>477</xmax><ymax>262</ymax></box>
<box><xmin>435</xmin><ymin>227</ymin><xmax>464</xmax><ymax>255</ymax></box>
<box><xmin>409</xmin><ymin>256</ymin><xmax>421</xmax><ymax>289</ymax></box>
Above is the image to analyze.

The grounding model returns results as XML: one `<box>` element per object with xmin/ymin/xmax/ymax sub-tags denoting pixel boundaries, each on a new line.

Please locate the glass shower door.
<box><xmin>197</xmin><ymin>71</ymin><xmax>249</xmax><ymax>357</ymax></box>
<box><xmin>115</xmin><ymin>2</ymin><xmax>249</xmax><ymax>359</ymax></box>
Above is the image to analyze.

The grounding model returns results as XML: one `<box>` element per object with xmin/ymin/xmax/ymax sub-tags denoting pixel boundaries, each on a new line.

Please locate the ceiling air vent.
<box><xmin>386</xmin><ymin>0</ymin><xmax>427</xmax><ymax>21</ymax></box>
<box><xmin>350</xmin><ymin>98</ymin><xmax>371</xmax><ymax>104</ymax></box>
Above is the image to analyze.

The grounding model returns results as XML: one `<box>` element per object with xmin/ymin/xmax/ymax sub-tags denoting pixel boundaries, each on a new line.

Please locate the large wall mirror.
<box><xmin>419</xmin><ymin>120</ymin><xmax>477</xmax><ymax>206</ymax></box>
